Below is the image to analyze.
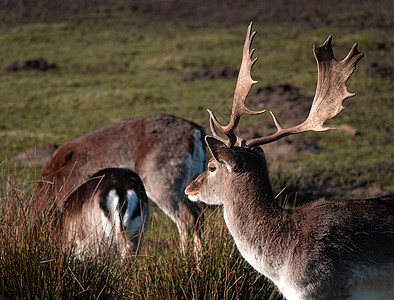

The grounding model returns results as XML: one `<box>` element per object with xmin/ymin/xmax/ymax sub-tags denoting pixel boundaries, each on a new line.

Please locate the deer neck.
<box><xmin>222</xmin><ymin>172</ymin><xmax>287</xmax><ymax>282</ymax></box>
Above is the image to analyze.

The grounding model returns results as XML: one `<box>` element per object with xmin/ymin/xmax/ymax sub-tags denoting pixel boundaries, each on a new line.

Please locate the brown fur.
<box><xmin>186</xmin><ymin>137</ymin><xmax>394</xmax><ymax>299</ymax></box>
<box><xmin>186</xmin><ymin>24</ymin><xmax>391</xmax><ymax>299</ymax></box>
<box><xmin>36</xmin><ymin>113</ymin><xmax>206</xmax><ymax>252</ymax></box>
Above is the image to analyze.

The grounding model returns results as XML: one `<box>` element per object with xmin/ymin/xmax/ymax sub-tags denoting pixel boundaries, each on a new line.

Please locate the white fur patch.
<box><xmin>107</xmin><ymin>189</ymin><xmax>119</xmax><ymax>218</ymax></box>
<box><xmin>223</xmin><ymin>161</ymin><xmax>233</xmax><ymax>173</ymax></box>
<box><xmin>187</xmin><ymin>194</ymin><xmax>200</xmax><ymax>202</ymax></box>
<box><xmin>122</xmin><ymin>189</ymin><xmax>142</xmax><ymax>238</ymax></box>
<box><xmin>277</xmin><ymin>282</ymin><xmax>303</xmax><ymax>300</ymax></box>
<box><xmin>101</xmin><ymin>212</ymin><xmax>113</xmax><ymax>238</ymax></box>
<box><xmin>102</xmin><ymin>189</ymin><xmax>121</xmax><ymax>237</ymax></box>
<box><xmin>123</xmin><ymin>189</ymin><xmax>138</xmax><ymax>226</ymax></box>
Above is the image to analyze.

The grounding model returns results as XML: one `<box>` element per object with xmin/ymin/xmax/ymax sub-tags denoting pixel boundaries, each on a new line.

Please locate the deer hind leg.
<box><xmin>145</xmin><ymin>186</ymin><xmax>204</xmax><ymax>257</ymax></box>
<box><xmin>140</xmin><ymin>129</ymin><xmax>206</xmax><ymax>258</ymax></box>
<box><xmin>181</xmin><ymin>128</ymin><xmax>206</xmax><ymax>258</ymax></box>
<box><xmin>121</xmin><ymin>189</ymin><xmax>149</xmax><ymax>255</ymax></box>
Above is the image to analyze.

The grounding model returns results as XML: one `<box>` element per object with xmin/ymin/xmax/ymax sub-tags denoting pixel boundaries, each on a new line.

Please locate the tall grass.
<box><xmin>0</xmin><ymin>162</ymin><xmax>281</xmax><ymax>299</ymax></box>
<box><xmin>0</xmin><ymin>162</ymin><xmax>130</xmax><ymax>299</ymax></box>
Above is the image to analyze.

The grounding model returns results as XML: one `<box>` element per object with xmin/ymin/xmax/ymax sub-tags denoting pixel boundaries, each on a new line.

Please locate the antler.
<box><xmin>208</xmin><ymin>23</ymin><xmax>364</xmax><ymax>148</ymax></box>
<box><xmin>246</xmin><ymin>36</ymin><xmax>364</xmax><ymax>147</ymax></box>
<box><xmin>209</xmin><ymin>22</ymin><xmax>265</xmax><ymax>147</ymax></box>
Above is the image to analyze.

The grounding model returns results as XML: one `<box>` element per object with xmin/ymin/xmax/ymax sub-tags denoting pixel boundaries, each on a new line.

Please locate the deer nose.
<box><xmin>185</xmin><ymin>184</ymin><xmax>199</xmax><ymax>201</ymax></box>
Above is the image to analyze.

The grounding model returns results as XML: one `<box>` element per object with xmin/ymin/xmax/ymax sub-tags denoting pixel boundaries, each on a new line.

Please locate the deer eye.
<box><xmin>208</xmin><ymin>164</ymin><xmax>216</xmax><ymax>172</ymax></box>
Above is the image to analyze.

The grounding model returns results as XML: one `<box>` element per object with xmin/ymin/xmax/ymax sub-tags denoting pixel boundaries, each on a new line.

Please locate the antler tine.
<box><xmin>208</xmin><ymin>109</ymin><xmax>229</xmax><ymax>145</ymax></box>
<box><xmin>246</xmin><ymin>36</ymin><xmax>364</xmax><ymax>148</ymax></box>
<box><xmin>209</xmin><ymin>22</ymin><xmax>265</xmax><ymax>147</ymax></box>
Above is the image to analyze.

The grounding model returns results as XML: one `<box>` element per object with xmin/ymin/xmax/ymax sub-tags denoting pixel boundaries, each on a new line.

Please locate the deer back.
<box><xmin>39</xmin><ymin>113</ymin><xmax>205</xmax><ymax>206</ymax></box>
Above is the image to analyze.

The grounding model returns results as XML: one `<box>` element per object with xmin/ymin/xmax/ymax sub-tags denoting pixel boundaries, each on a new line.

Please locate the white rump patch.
<box><xmin>102</xmin><ymin>189</ymin><xmax>124</xmax><ymax>237</ymax></box>
<box><xmin>102</xmin><ymin>189</ymin><xmax>121</xmax><ymax>237</ymax></box>
<box><xmin>122</xmin><ymin>189</ymin><xmax>142</xmax><ymax>239</ymax></box>
<box><xmin>107</xmin><ymin>189</ymin><xmax>119</xmax><ymax>217</ymax></box>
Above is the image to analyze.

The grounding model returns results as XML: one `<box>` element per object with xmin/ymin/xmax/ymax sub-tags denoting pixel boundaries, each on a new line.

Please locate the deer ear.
<box><xmin>205</xmin><ymin>136</ymin><xmax>239</xmax><ymax>172</ymax></box>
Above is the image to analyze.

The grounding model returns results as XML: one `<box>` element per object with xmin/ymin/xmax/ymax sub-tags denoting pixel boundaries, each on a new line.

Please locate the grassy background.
<box><xmin>0</xmin><ymin>1</ymin><xmax>392</xmax><ymax>198</ymax></box>
<box><xmin>0</xmin><ymin>0</ymin><xmax>393</xmax><ymax>298</ymax></box>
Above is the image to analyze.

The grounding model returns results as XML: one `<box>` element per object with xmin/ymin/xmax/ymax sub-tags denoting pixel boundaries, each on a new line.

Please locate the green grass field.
<box><xmin>0</xmin><ymin>1</ymin><xmax>393</xmax><ymax>298</ymax></box>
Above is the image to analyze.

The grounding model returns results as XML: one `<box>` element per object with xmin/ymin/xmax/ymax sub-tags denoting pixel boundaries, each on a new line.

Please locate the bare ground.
<box><xmin>1</xmin><ymin>0</ymin><xmax>393</xmax><ymax>29</ymax></box>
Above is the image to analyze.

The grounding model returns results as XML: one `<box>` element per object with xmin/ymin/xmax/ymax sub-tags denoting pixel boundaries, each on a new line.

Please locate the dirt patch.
<box><xmin>300</xmin><ymin>177</ymin><xmax>390</xmax><ymax>202</ymax></box>
<box><xmin>235</xmin><ymin>83</ymin><xmax>314</xmax><ymax>153</ymax></box>
<box><xmin>205</xmin><ymin>83</ymin><xmax>322</xmax><ymax>160</ymax></box>
<box><xmin>247</xmin><ymin>83</ymin><xmax>313</xmax><ymax>127</ymax></box>
<box><xmin>2</xmin><ymin>0</ymin><xmax>392</xmax><ymax>29</ymax></box>
<box><xmin>360</xmin><ymin>62</ymin><xmax>394</xmax><ymax>83</ymax></box>
<box><xmin>182</xmin><ymin>66</ymin><xmax>238</xmax><ymax>81</ymax></box>
<box><xmin>233</xmin><ymin>83</ymin><xmax>358</xmax><ymax>160</ymax></box>
<box><xmin>5</xmin><ymin>58</ymin><xmax>58</xmax><ymax>72</ymax></box>
<box><xmin>238</xmin><ymin>122</ymin><xmax>324</xmax><ymax>161</ymax></box>
<box><xmin>128</xmin><ymin>0</ymin><xmax>393</xmax><ymax>29</ymax></box>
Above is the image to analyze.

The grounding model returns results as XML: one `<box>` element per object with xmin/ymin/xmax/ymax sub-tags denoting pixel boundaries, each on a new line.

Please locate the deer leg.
<box><xmin>146</xmin><ymin>187</ymin><xmax>204</xmax><ymax>257</ymax></box>
<box><xmin>176</xmin><ymin>197</ymin><xmax>204</xmax><ymax>259</ymax></box>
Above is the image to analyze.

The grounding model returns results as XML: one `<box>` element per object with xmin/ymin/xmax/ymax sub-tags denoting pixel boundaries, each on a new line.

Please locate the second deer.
<box><xmin>58</xmin><ymin>168</ymin><xmax>149</xmax><ymax>257</ymax></box>
<box><xmin>186</xmin><ymin>23</ymin><xmax>394</xmax><ymax>299</ymax></box>
<box><xmin>37</xmin><ymin>113</ymin><xmax>206</xmax><ymax>255</ymax></box>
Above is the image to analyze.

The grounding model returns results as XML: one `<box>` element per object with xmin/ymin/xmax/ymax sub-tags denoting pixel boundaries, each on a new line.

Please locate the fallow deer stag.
<box><xmin>58</xmin><ymin>168</ymin><xmax>148</xmax><ymax>257</ymax></box>
<box><xmin>37</xmin><ymin>113</ymin><xmax>205</xmax><ymax>254</ymax></box>
<box><xmin>185</xmin><ymin>23</ymin><xmax>394</xmax><ymax>299</ymax></box>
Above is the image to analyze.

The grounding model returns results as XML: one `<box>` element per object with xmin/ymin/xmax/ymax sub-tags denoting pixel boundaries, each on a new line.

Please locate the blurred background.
<box><xmin>2</xmin><ymin>0</ymin><xmax>392</xmax><ymax>201</ymax></box>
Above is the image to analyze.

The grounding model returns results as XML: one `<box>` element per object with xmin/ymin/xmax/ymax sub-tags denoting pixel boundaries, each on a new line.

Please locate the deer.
<box><xmin>36</xmin><ymin>113</ymin><xmax>206</xmax><ymax>255</ymax></box>
<box><xmin>57</xmin><ymin>168</ymin><xmax>148</xmax><ymax>257</ymax></box>
<box><xmin>185</xmin><ymin>23</ymin><xmax>394</xmax><ymax>300</ymax></box>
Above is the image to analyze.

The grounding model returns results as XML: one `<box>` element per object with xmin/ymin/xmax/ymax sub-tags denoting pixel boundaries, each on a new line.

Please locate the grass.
<box><xmin>1</xmin><ymin>20</ymin><xmax>392</xmax><ymax>177</ymax></box>
<box><xmin>0</xmin><ymin>162</ymin><xmax>280</xmax><ymax>299</ymax></box>
<box><xmin>0</xmin><ymin>1</ymin><xmax>393</xmax><ymax>298</ymax></box>
<box><xmin>0</xmin><ymin>171</ymin><xmax>131</xmax><ymax>298</ymax></box>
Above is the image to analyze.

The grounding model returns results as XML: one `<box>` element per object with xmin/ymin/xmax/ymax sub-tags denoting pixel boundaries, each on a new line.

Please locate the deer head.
<box><xmin>186</xmin><ymin>136</ymin><xmax>274</xmax><ymax>207</ymax></box>
<box><xmin>185</xmin><ymin>22</ymin><xmax>364</xmax><ymax>205</ymax></box>
<box><xmin>184</xmin><ymin>25</ymin><xmax>394</xmax><ymax>300</ymax></box>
